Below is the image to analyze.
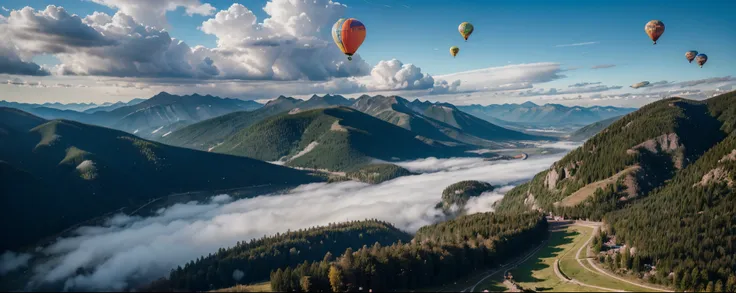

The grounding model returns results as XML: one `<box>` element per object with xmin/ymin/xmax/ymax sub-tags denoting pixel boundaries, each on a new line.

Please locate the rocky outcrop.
<box><xmin>544</xmin><ymin>161</ymin><xmax>582</xmax><ymax>190</ymax></box>
<box><xmin>719</xmin><ymin>149</ymin><xmax>736</xmax><ymax>163</ymax></box>
<box><xmin>697</xmin><ymin>167</ymin><xmax>733</xmax><ymax>187</ymax></box>
<box><xmin>523</xmin><ymin>192</ymin><xmax>539</xmax><ymax>210</ymax></box>
<box><xmin>545</xmin><ymin>169</ymin><xmax>561</xmax><ymax>190</ymax></box>
<box><xmin>623</xmin><ymin>171</ymin><xmax>639</xmax><ymax>198</ymax></box>
<box><xmin>627</xmin><ymin>133</ymin><xmax>685</xmax><ymax>169</ymax></box>
<box><xmin>633</xmin><ymin>133</ymin><xmax>681</xmax><ymax>154</ymax></box>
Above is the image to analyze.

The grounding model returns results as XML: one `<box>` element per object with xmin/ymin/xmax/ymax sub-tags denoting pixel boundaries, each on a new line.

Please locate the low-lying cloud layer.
<box><xmin>0</xmin><ymin>251</ymin><xmax>32</xmax><ymax>275</ymax></box>
<box><xmin>12</xmin><ymin>149</ymin><xmax>573</xmax><ymax>291</ymax></box>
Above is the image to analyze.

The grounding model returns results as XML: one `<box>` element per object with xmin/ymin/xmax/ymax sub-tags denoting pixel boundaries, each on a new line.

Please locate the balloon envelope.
<box><xmin>685</xmin><ymin>51</ymin><xmax>698</xmax><ymax>63</ymax></box>
<box><xmin>332</xmin><ymin>18</ymin><xmax>366</xmax><ymax>61</ymax></box>
<box><xmin>458</xmin><ymin>22</ymin><xmax>474</xmax><ymax>41</ymax></box>
<box><xmin>631</xmin><ymin>81</ymin><xmax>651</xmax><ymax>89</ymax></box>
<box><xmin>696</xmin><ymin>54</ymin><xmax>708</xmax><ymax>68</ymax></box>
<box><xmin>644</xmin><ymin>20</ymin><xmax>665</xmax><ymax>44</ymax></box>
<box><xmin>450</xmin><ymin>46</ymin><xmax>460</xmax><ymax>57</ymax></box>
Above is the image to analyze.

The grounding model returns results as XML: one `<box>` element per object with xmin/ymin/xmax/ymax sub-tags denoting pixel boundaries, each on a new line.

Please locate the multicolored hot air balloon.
<box><xmin>631</xmin><ymin>81</ymin><xmax>651</xmax><ymax>89</ymax></box>
<box><xmin>644</xmin><ymin>20</ymin><xmax>665</xmax><ymax>44</ymax></box>
<box><xmin>332</xmin><ymin>18</ymin><xmax>366</xmax><ymax>61</ymax></box>
<box><xmin>458</xmin><ymin>22</ymin><xmax>474</xmax><ymax>41</ymax></box>
<box><xmin>685</xmin><ymin>50</ymin><xmax>698</xmax><ymax>63</ymax></box>
<box><xmin>696</xmin><ymin>54</ymin><xmax>708</xmax><ymax>68</ymax></box>
<box><xmin>450</xmin><ymin>46</ymin><xmax>460</xmax><ymax>58</ymax></box>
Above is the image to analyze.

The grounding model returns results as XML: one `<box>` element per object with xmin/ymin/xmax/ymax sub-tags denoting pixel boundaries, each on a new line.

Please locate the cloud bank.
<box><xmin>17</xmin><ymin>151</ymin><xmax>571</xmax><ymax>291</ymax></box>
<box><xmin>554</xmin><ymin>41</ymin><xmax>599</xmax><ymax>48</ymax></box>
<box><xmin>0</xmin><ymin>251</ymin><xmax>32</xmax><ymax>275</ymax></box>
<box><xmin>1</xmin><ymin>2</ymin><xmax>370</xmax><ymax>81</ymax></box>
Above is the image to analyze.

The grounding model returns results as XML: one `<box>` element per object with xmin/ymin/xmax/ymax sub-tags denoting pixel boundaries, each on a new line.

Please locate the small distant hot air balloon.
<box><xmin>332</xmin><ymin>18</ymin><xmax>366</xmax><ymax>61</ymax></box>
<box><xmin>631</xmin><ymin>81</ymin><xmax>651</xmax><ymax>89</ymax></box>
<box><xmin>696</xmin><ymin>54</ymin><xmax>708</xmax><ymax>68</ymax></box>
<box><xmin>458</xmin><ymin>22</ymin><xmax>474</xmax><ymax>41</ymax></box>
<box><xmin>450</xmin><ymin>46</ymin><xmax>460</xmax><ymax>58</ymax></box>
<box><xmin>644</xmin><ymin>20</ymin><xmax>665</xmax><ymax>44</ymax></box>
<box><xmin>685</xmin><ymin>51</ymin><xmax>698</xmax><ymax>63</ymax></box>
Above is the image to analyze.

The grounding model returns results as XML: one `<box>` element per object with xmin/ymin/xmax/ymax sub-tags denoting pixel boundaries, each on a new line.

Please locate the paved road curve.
<box><xmin>463</xmin><ymin>238</ymin><xmax>549</xmax><ymax>292</ymax></box>
<box><xmin>574</xmin><ymin>221</ymin><xmax>673</xmax><ymax>292</ymax></box>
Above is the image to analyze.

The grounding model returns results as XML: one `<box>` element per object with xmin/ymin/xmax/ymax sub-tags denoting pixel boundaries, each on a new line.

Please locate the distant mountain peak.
<box><xmin>520</xmin><ymin>101</ymin><xmax>538</xmax><ymax>107</ymax></box>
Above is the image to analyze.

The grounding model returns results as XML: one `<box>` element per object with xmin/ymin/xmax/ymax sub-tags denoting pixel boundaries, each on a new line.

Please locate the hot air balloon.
<box><xmin>458</xmin><ymin>22</ymin><xmax>474</xmax><ymax>41</ymax></box>
<box><xmin>644</xmin><ymin>20</ymin><xmax>665</xmax><ymax>44</ymax></box>
<box><xmin>332</xmin><ymin>18</ymin><xmax>366</xmax><ymax>61</ymax></box>
<box><xmin>631</xmin><ymin>81</ymin><xmax>651</xmax><ymax>89</ymax></box>
<box><xmin>696</xmin><ymin>54</ymin><xmax>708</xmax><ymax>68</ymax></box>
<box><xmin>450</xmin><ymin>46</ymin><xmax>460</xmax><ymax>58</ymax></box>
<box><xmin>685</xmin><ymin>51</ymin><xmax>698</xmax><ymax>63</ymax></box>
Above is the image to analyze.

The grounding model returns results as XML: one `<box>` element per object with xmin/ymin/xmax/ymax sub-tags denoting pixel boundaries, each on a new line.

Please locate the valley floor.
<box><xmin>470</xmin><ymin>220</ymin><xmax>672</xmax><ymax>292</ymax></box>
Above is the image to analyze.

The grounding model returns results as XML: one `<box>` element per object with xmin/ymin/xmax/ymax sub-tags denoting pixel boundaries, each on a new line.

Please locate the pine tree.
<box><xmin>632</xmin><ymin>255</ymin><xmax>641</xmax><ymax>272</ymax></box>
<box><xmin>715</xmin><ymin>280</ymin><xmax>723</xmax><ymax>293</ymax></box>
<box><xmin>706</xmin><ymin>281</ymin><xmax>714</xmax><ymax>292</ymax></box>
<box><xmin>329</xmin><ymin>265</ymin><xmax>345</xmax><ymax>292</ymax></box>
<box><xmin>301</xmin><ymin>276</ymin><xmax>312</xmax><ymax>292</ymax></box>
<box><xmin>621</xmin><ymin>247</ymin><xmax>631</xmax><ymax>270</ymax></box>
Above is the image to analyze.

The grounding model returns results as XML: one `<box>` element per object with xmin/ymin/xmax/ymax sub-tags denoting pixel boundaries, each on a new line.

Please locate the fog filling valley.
<box><xmin>4</xmin><ymin>144</ymin><xmax>578</xmax><ymax>291</ymax></box>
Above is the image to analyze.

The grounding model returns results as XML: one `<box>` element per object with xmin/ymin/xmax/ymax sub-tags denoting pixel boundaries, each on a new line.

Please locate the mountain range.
<box><xmin>0</xmin><ymin>107</ymin><xmax>319</xmax><ymax>252</ymax></box>
<box><xmin>163</xmin><ymin>94</ymin><xmax>542</xmax><ymax>154</ymax></box>
<box><xmin>494</xmin><ymin>90</ymin><xmax>736</xmax><ymax>292</ymax></box>
<box><xmin>1</xmin><ymin>93</ymin><xmax>263</xmax><ymax>140</ymax></box>
<box><xmin>457</xmin><ymin>102</ymin><xmax>636</xmax><ymax>128</ymax></box>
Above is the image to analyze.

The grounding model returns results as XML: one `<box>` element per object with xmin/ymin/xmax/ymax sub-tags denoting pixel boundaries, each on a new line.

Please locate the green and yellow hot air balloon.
<box><xmin>458</xmin><ymin>22</ymin><xmax>474</xmax><ymax>41</ymax></box>
<box><xmin>450</xmin><ymin>46</ymin><xmax>460</xmax><ymax>58</ymax></box>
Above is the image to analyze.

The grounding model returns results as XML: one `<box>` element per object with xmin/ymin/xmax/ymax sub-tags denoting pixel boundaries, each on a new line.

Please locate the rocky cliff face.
<box><xmin>628</xmin><ymin>133</ymin><xmax>686</xmax><ymax>169</ymax></box>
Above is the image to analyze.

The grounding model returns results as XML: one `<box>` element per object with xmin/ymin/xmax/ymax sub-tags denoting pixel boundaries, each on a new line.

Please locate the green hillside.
<box><xmin>436</xmin><ymin>180</ymin><xmax>495</xmax><ymax>214</ymax></box>
<box><xmin>493</xmin><ymin>91</ymin><xmax>736</xmax><ymax>292</ymax></box>
<box><xmin>0</xmin><ymin>108</ymin><xmax>319</xmax><ymax>252</ymax></box>
<box><xmin>161</xmin><ymin>96</ymin><xmax>317</xmax><ymax>150</ymax></box>
<box><xmin>567</xmin><ymin>115</ymin><xmax>623</xmax><ymax>141</ymax></box>
<box><xmin>495</xmin><ymin>97</ymin><xmax>725</xmax><ymax>216</ymax></box>
<box><xmin>163</xmin><ymin>220</ymin><xmax>410</xmax><ymax>292</ymax></box>
<box><xmin>344</xmin><ymin>163</ymin><xmax>414</xmax><ymax>184</ymax></box>
<box><xmin>269</xmin><ymin>212</ymin><xmax>547</xmax><ymax>292</ymax></box>
<box><xmin>214</xmin><ymin>107</ymin><xmax>457</xmax><ymax>171</ymax></box>
<box><xmin>160</xmin><ymin>96</ymin><xmax>300</xmax><ymax>150</ymax></box>
<box><xmin>352</xmin><ymin>95</ymin><xmax>543</xmax><ymax>147</ymax></box>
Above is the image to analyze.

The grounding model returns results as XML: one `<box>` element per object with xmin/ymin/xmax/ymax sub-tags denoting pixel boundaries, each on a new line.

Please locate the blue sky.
<box><xmin>0</xmin><ymin>0</ymin><xmax>734</xmax><ymax>105</ymax></box>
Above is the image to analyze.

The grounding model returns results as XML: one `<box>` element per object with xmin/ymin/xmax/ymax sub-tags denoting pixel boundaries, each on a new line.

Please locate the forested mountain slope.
<box><xmin>494</xmin><ymin>90</ymin><xmax>736</xmax><ymax>292</ymax></box>
<box><xmin>213</xmin><ymin>107</ymin><xmax>458</xmax><ymax>171</ymax></box>
<box><xmin>162</xmin><ymin>220</ymin><xmax>411</xmax><ymax>292</ymax></box>
<box><xmin>0</xmin><ymin>108</ymin><xmax>319</xmax><ymax>252</ymax></box>
<box><xmin>352</xmin><ymin>95</ymin><xmax>541</xmax><ymax>147</ymax></box>
<box><xmin>1</xmin><ymin>93</ymin><xmax>262</xmax><ymax>141</ymax></box>
<box><xmin>495</xmin><ymin>97</ymin><xmax>725</xmax><ymax>216</ymax></box>
<box><xmin>567</xmin><ymin>115</ymin><xmax>623</xmax><ymax>141</ymax></box>
<box><xmin>268</xmin><ymin>212</ymin><xmax>547</xmax><ymax>292</ymax></box>
<box><xmin>160</xmin><ymin>96</ymin><xmax>302</xmax><ymax>150</ymax></box>
<box><xmin>164</xmin><ymin>94</ymin><xmax>540</xmax><ymax>152</ymax></box>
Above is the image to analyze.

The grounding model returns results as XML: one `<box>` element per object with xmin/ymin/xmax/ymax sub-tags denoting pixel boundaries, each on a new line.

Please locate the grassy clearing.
<box><xmin>559</xmin><ymin>166</ymin><xmax>641</xmax><ymax>207</ymax></box>
<box><xmin>558</xmin><ymin>225</ymin><xmax>661</xmax><ymax>292</ymax></box>
<box><xmin>210</xmin><ymin>282</ymin><xmax>271</xmax><ymax>292</ymax></box>
<box><xmin>475</xmin><ymin>224</ymin><xmax>601</xmax><ymax>292</ymax></box>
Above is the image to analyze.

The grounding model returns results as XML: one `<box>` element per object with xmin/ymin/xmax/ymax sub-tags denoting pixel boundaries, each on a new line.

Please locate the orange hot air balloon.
<box><xmin>644</xmin><ymin>20</ymin><xmax>665</xmax><ymax>45</ymax></box>
<box><xmin>332</xmin><ymin>18</ymin><xmax>366</xmax><ymax>61</ymax></box>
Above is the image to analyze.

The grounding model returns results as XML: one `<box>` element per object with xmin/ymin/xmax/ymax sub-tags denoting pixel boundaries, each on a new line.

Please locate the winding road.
<box><xmin>574</xmin><ymin>221</ymin><xmax>672</xmax><ymax>292</ymax></box>
<box><xmin>461</xmin><ymin>238</ymin><xmax>549</xmax><ymax>292</ymax></box>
